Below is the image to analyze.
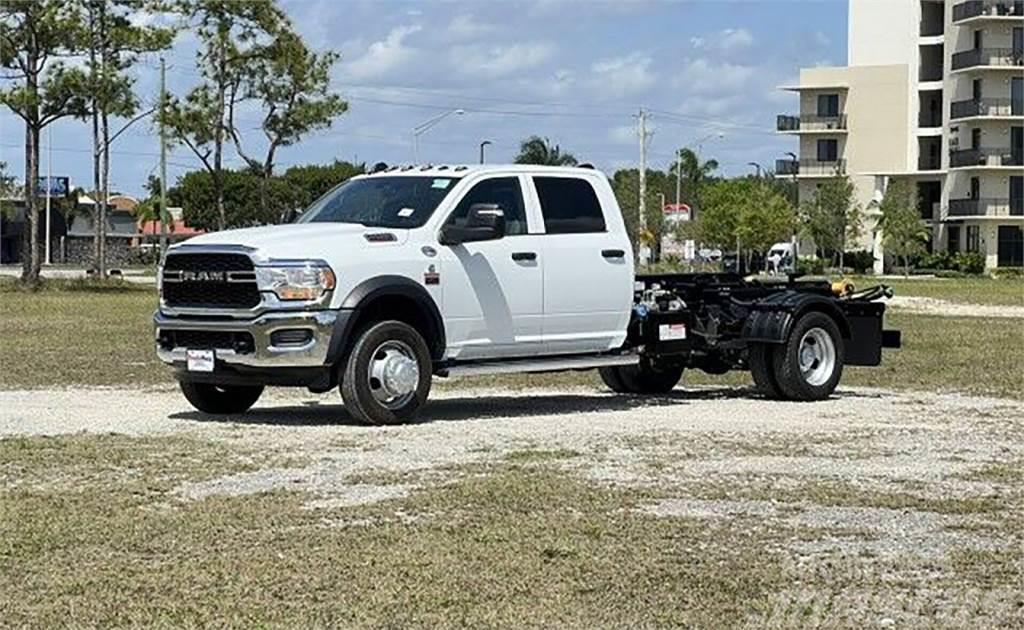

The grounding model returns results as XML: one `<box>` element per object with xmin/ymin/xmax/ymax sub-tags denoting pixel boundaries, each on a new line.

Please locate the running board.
<box><xmin>440</xmin><ymin>353</ymin><xmax>639</xmax><ymax>377</ymax></box>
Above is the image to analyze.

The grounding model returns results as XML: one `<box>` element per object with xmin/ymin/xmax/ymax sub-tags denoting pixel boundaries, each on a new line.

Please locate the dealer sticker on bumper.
<box><xmin>186</xmin><ymin>349</ymin><xmax>215</xmax><ymax>372</ymax></box>
<box><xmin>658</xmin><ymin>323</ymin><xmax>687</xmax><ymax>341</ymax></box>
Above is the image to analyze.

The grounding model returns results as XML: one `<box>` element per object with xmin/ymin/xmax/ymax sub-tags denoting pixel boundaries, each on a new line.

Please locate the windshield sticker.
<box><xmin>431</xmin><ymin>179</ymin><xmax>451</xmax><ymax>189</ymax></box>
<box><xmin>397</xmin><ymin>207</ymin><xmax>415</xmax><ymax>218</ymax></box>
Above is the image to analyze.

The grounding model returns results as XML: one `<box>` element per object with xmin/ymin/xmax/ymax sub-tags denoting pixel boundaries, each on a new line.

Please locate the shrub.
<box><xmin>918</xmin><ymin>251</ymin><xmax>955</xmax><ymax>271</ymax></box>
<box><xmin>952</xmin><ymin>251</ymin><xmax>985</xmax><ymax>275</ymax></box>
<box><xmin>843</xmin><ymin>250</ymin><xmax>875</xmax><ymax>274</ymax></box>
<box><xmin>935</xmin><ymin>269</ymin><xmax>968</xmax><ymax>279</ymax></box>
<box><xmin>796</xmin><ymin>257</ymin><xmax>826</xmax><ymax>275</ymax></box>
<box><xmin>991</xmin><ymin>267</ymin><xmax>1023</xmax><ymax>279</ymax></box>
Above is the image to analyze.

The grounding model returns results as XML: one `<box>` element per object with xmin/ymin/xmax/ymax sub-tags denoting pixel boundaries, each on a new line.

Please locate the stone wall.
<box><xmin>63</xmin><ymin>237</ymin><xmax>134</xmax><ymax>268</ymax></box>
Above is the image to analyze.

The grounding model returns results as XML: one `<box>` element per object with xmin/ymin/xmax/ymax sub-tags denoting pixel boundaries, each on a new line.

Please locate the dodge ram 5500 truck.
<box><xmin>155</xmin><ymin>164</ymin><xmax>900</xmax><ymax>424</ymax></box>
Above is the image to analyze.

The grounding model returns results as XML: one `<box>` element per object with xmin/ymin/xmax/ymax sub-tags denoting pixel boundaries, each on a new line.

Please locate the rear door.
<box><xmin>438</xmin><ymin>175</ymin><xmax>546</xmax><ymax>360</ymax></box>
<box><xmin>529</xmin><ymin>174</ymin><xmax>634</xmax><ymax>355</ymax></box>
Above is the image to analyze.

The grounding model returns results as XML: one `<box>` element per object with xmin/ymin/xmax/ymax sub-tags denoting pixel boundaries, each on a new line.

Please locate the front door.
<box><xmin>439</xmin><ymin>175</ymin><xmax>545</xmax><ymax>360</ymax></box>
<box><xmin>529</xmin><ymin>175</ymin><xmax>634</xmax><ymax>356</ymax></box>
<box><xmin>997</xmin><ymin>226</ymin><xmax>1023</xmax><ymax>267</ymax></box>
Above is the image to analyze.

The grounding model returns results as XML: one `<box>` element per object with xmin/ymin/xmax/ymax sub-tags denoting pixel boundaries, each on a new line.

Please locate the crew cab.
<box><xmin>155</xmin><ymin>164</ymin><xmax>900</xmax><ymax>424</ymax></box>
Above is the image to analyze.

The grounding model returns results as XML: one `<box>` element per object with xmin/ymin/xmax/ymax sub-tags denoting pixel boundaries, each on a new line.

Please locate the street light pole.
<box><xmin>479</xmin><ymin>140</ymin><xmax>492</xmax><ymax>164</ymax></box>
<box><xmin>412</xmin><ymin>108</ymin><xmax>465</xmax><ymax>162</ymax></box>
<box><xmin>747</xmin><ymin>161</ymin><xmax>763</xmax><ymax>179</ymax></box>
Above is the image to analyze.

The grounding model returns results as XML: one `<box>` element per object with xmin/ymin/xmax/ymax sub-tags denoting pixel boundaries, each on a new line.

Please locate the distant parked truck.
<box><xmin>154</xmin><ymin>165</ymin><xmax>900</xmax><ymax>424</ymax></box>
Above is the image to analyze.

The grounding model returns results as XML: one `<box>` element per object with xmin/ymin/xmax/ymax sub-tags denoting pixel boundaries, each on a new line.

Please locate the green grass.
<box><xmin>0</xmin><ymin>281</ymin><xmax>163</xmax><ymax>388</ymax></box>
<box><xmin>1</xmin><ymin>434</ymin><xmax>786</xmax><ymax>628</ymax></box>
<box><xmin>850</xmin><ymin>275</ymin><xmax>1024</xmax><ymax>307</ymax></box>
<box><xmin>3</xmin><ymin>433</ymin><xmax>1020</xmax><ymax>628</ymax></box>
<box><xmin>1</xmin><ymin>285</ymin><xmax>1021</xmax><ymax>399</ymax></box>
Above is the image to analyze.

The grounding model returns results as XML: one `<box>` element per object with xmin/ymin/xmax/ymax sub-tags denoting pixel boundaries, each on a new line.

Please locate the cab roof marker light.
<box><xmin>454</xmin><ymin>165</ymin><xmax>468</xmax><ymax>171</ymax></box>
<box><xmin>401</xmin><ymin>165</ymin><xmax>415</xmax><ymax>171</ymax></box>
<box><xmin>436</xmin><ymin>165</ymin><xmax>449</xmax><ymax>171</ymax></box>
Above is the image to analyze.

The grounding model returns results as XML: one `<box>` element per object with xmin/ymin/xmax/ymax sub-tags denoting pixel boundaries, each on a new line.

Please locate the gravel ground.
<box><xmin>3</xmin><ymin>383</ymin><xmax>1021</xmax><ymax>512</ymax></box>
<box><xmin>887</xmin><ymin>295</ymin><xmax>1024</xmax><ymax>319</ymax></box>
<box><xmin>4</xmin><ymin>383</ymin><xmax>1022</xmax><ymax>625</ymax></box>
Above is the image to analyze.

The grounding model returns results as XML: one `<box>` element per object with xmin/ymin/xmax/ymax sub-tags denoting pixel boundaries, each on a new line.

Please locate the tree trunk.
<box><xmin>22</xmin><ymin>124</ymin><xmax>39</xmax><ymax>285</ymax></box>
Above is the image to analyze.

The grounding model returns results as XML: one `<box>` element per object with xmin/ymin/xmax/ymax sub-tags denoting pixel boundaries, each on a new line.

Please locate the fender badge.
<box><xmin>424</xmin><ymin>264</ymin><xmax>440</xmax><ymax>286</ymax></box>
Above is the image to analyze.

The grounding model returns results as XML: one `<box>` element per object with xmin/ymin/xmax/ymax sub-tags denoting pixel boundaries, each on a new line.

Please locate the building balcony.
<box><xmin>918</xmin><ymin>155</ymin><xmax>943</xmax><ymax>171</ymax></box>
<box><xmin>776</xmin><ymin>114</ymin><xmax>848</xmax><ymax>133</ymax></box>
<box><xmin>950</xmin><ymin>98</ymin><xmax>1022</xmax><ymax>120</ymax></box>
<box><xmin>949</xmin><ymin>147</ymin><xmax>1024</xmax><ymax>168</ymax></box>
<box><xmin>919</xmin><ymin>65</ymin><xmax>944</xmax><ymax>82</ymax></box>
<box><xmin>948</xmin><ymin>197</ymin><xmax>1024</xmax><ymax>217</ymax></box>
<box><xmin>774</xmin><ymin>158</ymin><xmax>846</xmax><ymax>177</ymax></box>
<box><xmin>952</xmin><ymin>0</ymin><xmax>1024</xmax><ymax>22</ymax></box>
<box><xmin>950</xmin><ymin>48</ymin><xmax>1024</xmax><ymax>72</ymax></box>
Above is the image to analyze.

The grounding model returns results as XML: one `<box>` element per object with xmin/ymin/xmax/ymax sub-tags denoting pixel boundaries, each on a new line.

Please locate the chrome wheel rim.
<box><xmin>798</xmin><ymin>327</ymin><xmax>836</xmax><ymax>387</ymax></box>
<box><xmin>367</xmin><ymin>340</ymin><xmax>420</xmax><ymax>409</ymax></box>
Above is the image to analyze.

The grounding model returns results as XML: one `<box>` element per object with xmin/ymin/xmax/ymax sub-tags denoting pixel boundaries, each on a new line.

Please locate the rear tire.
<box><xmin>749</xmin><ymin>344</ymin><xmax>785</xmax><ymax>399</ymax></box>
<box><xmin>602</xmin><ymin>362</ymin><xmax>683</xmax><ymax>394</ymax></box>
<box><xmin>771</xmin><ymin>312</ymin><xmax>844</xmax><ymax>401</ymax></box>
<box><xmin>340</xmin><ymin>320</ymin><xmax>432</xmax><ymax>425</ymax></box>
<box><xmin>179</xmin><ymin>381</ymin><xmax>264</xmax><ymax>414</ymax></box>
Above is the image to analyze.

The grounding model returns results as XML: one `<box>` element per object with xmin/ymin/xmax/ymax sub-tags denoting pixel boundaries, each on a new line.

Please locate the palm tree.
<box><xmin>669</xmin><ymin>148</ymin><xmax>718</xmax><ymax>213</ymax></box>
<box><xmin>514</xmin><ymin>136</ymin><xmax>578</xmax><ymax>166</ymax></box>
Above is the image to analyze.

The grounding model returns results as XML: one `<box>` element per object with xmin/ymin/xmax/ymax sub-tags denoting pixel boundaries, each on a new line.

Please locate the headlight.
<box><xmin>255</xmin><ymin>261</ymin><xmax>336</xmax><ymax>301</ymax></box>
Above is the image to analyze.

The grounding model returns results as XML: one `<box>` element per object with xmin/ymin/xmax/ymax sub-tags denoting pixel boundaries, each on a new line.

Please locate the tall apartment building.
<box><xmin>778</xmin><ymin>0</ymin><xmax>1023</xmax><ymax>271</ymax></box>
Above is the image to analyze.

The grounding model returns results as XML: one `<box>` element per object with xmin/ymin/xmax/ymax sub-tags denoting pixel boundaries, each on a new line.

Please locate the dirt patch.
<box><xmin>887</xmin><ymin>295</ymin><xmax>1024</xmax><ymax>319</ymax></box>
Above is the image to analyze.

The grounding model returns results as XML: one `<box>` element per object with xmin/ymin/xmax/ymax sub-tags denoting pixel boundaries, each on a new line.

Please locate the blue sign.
<box><xmin>37</xmin><ymin>176</ymin><xmax>69</xmax><ymax>198</ymax></box>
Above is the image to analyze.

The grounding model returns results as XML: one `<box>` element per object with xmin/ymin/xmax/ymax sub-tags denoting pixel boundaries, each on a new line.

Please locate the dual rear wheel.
<box><xmin>749</xmin><ymin>312</ymin><xmax>844</xmax><ymax>401</ymax></box>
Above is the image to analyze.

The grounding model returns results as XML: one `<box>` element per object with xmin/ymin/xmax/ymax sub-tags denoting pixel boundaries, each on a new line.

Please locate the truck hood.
<box><xmin>176</xmin><ymin>223</ymin><xmax>408</xmax><ymax>260</ymax></box>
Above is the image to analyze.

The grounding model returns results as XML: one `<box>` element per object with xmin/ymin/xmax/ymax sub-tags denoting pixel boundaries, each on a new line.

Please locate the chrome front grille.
<box><xmin>162</xmin><ymin>252</ymin><xmax>261</xmax><ymax>309</ymax></box>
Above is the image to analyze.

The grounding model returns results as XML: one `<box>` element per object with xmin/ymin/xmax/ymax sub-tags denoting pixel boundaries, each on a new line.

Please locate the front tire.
<box><xmin>340</xmin><ymin>320</ymin><xmax>432</xmax><ymax>425</ymax></box>
<box><xmin>771</xmin><ymin>312</ymin><xmax>844</xmax><ymax>401</ymax></box>
<box><xmin>179</xmin><ymin>381</ymin><xmax>264</xmax><ymax>414</ymax></box>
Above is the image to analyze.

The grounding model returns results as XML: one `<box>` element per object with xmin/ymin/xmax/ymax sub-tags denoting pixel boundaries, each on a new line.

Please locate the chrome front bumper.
<box><xmin>154</xmin><ymin>309</ymin><xmax>339</xmax><ymax>368</ymax></box>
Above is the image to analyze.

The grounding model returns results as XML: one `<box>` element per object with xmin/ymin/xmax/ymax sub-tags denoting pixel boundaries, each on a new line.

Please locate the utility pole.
<box><xmin>159</xmin><ymin>57</ymin><xmax>168</xmax><ymax>257</ymax></box>
<box><xmin>44</xmin><ymin>125</ymin><xmax>52</xmax><ymax>265</ymax></box>
<box><xmin>637</xmin><ymin>108</ymin><xmax>650</xmax><ymax>265</ymax></box>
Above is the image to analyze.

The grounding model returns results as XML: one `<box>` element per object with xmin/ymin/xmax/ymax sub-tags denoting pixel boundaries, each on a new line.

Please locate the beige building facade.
<box><xmin>778</xmin><ymin>0</ymin><xmax>1023</xmax><ymax>271</ymax></box>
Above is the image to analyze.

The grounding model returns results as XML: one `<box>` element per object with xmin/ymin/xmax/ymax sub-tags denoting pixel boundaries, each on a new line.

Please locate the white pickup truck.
<box><xmin>155</xmin><ymin>164</ymin><xmax>899</xmax><ymax>424</ymax></box>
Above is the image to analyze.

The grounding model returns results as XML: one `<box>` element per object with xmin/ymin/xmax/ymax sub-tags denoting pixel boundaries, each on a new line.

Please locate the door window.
<box><xmin>966</xmin><ymin>225</ymin><xmax>980</xmax><ymax>252</ymax></box>
<box><xmin>817</xmin><ymin>139</ymin><xmax>838</xmax><ymax>162</ymax></box>
<box><xmin>970</xmin><ymin>177</ymin><xmax>980</xmax><ymax>199</ymax></box>
<box><xmin>947</xmin><ymin>225</ymin><xmax>961</xmax><ymax>253</ymax></box>
<box><xmin>533</xmin><ymin>177</ymin><xmax>607</xmax><ymax>234</ymax></box>
<box><xmin>1011</xmin><ymin>176</ymin><xmax>1023</xmax><ymax>216</ymax></box>
<box><xmin>1013</xmin><ymin>78</ymin><xmax>1023</xmax><ymax>115</ymax></box>
<box><xmin>817</xmin><ymin>94</ymin><xmax>839</xmax><ymax>117</ymax></box>
<box><xmin>445</xmin><ymin>177</ymin><xmax>527</xmax><ymax>235</ymax></box>
<box><xmin>997</xmin><ymin>226</ymin><xmax>1023</xmax><ymax>267</ymax></box>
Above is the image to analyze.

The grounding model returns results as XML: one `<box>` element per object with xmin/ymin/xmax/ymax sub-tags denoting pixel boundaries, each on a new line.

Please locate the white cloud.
<box><xmin>446</xmin><ymin>14</ymin><xmax>495</xmax><ymax>40</ymax></box>
<box><xmin>450</xmin><ymin>42</ymin><xmax>555</xmax><ymax>78</ymax></box>
<box><xmin>674</xmin><ymin>58</ymin><xmax>756</xmax><ymax>96</ymax></box>
<box><xmin>691</xmin><ymin>28</ymin><xmax>754</xmax><ymax>53</ymax></box>
<box><xmin>608</xmin><ymin>124</ymin><xmax>636</xmax><ymax>145</ymax></box>
<box><xmin>719</xmin><ymin>28</ymin><xmax>754</xmax><ymax>51</ymax></box>
<box><xmin>590</xmin><ymin>52</ymin><xmax>656</xmax><ymax>97</ymax></box>
<box><xmin>345</xmin><ymin>24</ymin><xmax>422</xmax><ymax>80</ymax></box>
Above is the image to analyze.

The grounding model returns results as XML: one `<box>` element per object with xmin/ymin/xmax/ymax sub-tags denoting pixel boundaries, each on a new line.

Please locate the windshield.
<box><xmin>297</xmin><ymin>176</ymin><xmax>460</xmax><ymax>228</ymax></box>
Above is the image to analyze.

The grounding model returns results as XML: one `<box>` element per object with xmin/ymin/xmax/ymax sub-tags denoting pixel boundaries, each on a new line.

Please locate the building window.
<box><xmin>947</xmin><ymin>225</ymin><xmax>961</xmax><ymax>253</ymax></box>
<box><xmin>817</xmin><ymin>139</ymin><xmax>838</xmax><ymax>162</ymax></box>
<box><xmin>966</xmin><ymin>225</ymin><xmax>980</xmax><ymax>252</ymax></box>
<box><xmin>817</xmin><ymin>94</ymin><xmax>839</xmax><ymax>117</ymax></box>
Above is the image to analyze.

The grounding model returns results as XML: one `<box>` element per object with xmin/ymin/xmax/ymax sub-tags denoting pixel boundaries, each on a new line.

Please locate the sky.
<box><xmin>0</xmin><ymin>0</ymin><xmax>849</xmax><ymax>199</ymax></box>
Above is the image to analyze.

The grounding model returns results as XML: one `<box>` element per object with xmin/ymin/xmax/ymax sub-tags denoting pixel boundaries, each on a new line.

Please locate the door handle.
<box><xmin>511</xmin><ymin>252</ymin><xmax>537</xmax><ymax>262</ymax></box>
<box><xmin>602</xmin><ymin>249</ymin><xmax>626</xmax><ymax>259</ymax></box>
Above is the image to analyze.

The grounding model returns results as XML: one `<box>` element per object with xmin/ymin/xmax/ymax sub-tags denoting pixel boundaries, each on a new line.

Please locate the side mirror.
<box><xmin>280</xmin><ymin>207</ymin><xmax>303</xmax><ymax>224</ymax></box>
<box><xmin>440</xmin><ymin>203</ymin><xmax>506</xmax><ymax>246</ymax></box>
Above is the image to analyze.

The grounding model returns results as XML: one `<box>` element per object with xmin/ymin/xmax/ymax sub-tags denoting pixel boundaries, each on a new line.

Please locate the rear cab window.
<box><xmin>532</xmin><ymin>176</ymin><xmax>607</xmax><ymax>234</ymax></box>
